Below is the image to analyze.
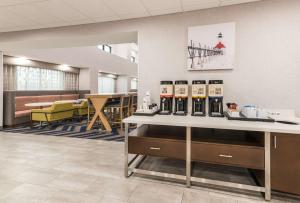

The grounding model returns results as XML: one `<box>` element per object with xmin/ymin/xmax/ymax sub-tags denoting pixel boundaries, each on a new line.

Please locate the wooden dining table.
<box><xmin>85</xmin><ymin>93</ymin><xmax>125</xmax><ymax>132</ymax></box>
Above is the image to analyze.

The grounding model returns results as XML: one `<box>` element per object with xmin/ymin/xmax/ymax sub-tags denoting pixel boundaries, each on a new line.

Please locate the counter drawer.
<box><xmin>128</xmin><ymin>136</ymin><xmax>186</xmax><ymax>160</ymax></box>
<box><xmin>191</xmin><ymin>142</ymin><xmax>264</xmax><ymax>170</ymax></box>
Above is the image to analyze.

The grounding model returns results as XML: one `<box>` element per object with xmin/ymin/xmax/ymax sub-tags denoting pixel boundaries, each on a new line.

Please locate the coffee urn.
<box><xmin>174</xmin><ymin>80</ymin><xmax>188</xmax><ymax>116</ymax></box>
<box><xmin>159</xmin><ymin>81</ymin><xmax>173</xmax><ymax>115</ymax></box>
<box><xmin>192</xmin><ymin>80</ymin><xmax>206</xmax><ymax>116</ymax></box>
<box><xmin>208</xmin><ymin>80</ymin><xmax>224</xmax><ymax>117</ymax></box>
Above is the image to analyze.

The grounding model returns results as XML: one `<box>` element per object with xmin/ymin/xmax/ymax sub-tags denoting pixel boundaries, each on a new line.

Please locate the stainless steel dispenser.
<box><xmin>208</xmin><ymin>80</ymin><xmax>224</xmax><ymax>117</ymax></box>
<box><xmin>192</xmin><ymin>80</ymin><xmax>206</xmax><ymax>116</ymax></box>
<box><xmin>159</xmin><ymin>81</ymin><xmax>173</xmax><ymax>115</ymax></box>
<box><xmin>174</xmin><ymin>80</ymin><xmax>188</xmax><ymax>116</ymax></box>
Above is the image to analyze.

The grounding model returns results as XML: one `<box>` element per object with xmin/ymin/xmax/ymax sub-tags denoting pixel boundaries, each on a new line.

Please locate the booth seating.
<box><xmin>15</xmin><ymin>95</ymin><xmax>61</xmax><ymax>118</ymax></box>
<box><xmin>31</xmin><ymin>102</ymin><xmax>74</xmax><ymax>124</ymax></box>
<box><xmin>3</xmin><ymin>90</ymin><xmax>90</xmax><ymax>126</ymax></box>
<box><xmin>61</xmin><ymin>94</ymin><xmax>80</xmax><ymax>100</ymax></box>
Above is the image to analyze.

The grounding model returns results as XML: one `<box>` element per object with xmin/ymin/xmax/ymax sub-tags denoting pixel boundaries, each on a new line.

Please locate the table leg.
<box><xmin>265</xmin><ymin>132</ymin><xmax>271</xmax><ymax>201</ymax></box>
<box><xmin>186</xmin><ymin>126</ymin><xmax>191</xmax><ymax>187</ymax></box>
<box><xmin>87</xmin><ymin>111</ymin><xmax>99</xmax><ymax>130</ymax></box>
<box><xmin>124</xmin><ymin>122</ymin><xmax>129</xmax><ymax>177</ymax></box>
<box><xmin>86</xmin><ymin>97</ymin><xmax>112</xmax><ymax>132</ymax></box>
<box><xmin>99</xmin><ymin>111</ymin><xmax>112</xmax><ymax>132</ymax></box>
<box><xmin>87</xmin><ymin>99</ymin><xmax>90</xmax><ymax>123</ymax></box>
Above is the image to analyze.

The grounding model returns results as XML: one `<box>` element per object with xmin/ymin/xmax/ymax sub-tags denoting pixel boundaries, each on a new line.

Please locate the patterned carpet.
<box><xmin>2</xmin><ymin>120</ymin><xmax>125</xmax><ymax>142</ymax></box>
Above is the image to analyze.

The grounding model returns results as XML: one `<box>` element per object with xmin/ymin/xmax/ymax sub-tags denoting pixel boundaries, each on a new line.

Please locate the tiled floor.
<box><xmin>0</xmin><ymin>132</ymin><xmax>297</xmax><ymax>203</ymax></box>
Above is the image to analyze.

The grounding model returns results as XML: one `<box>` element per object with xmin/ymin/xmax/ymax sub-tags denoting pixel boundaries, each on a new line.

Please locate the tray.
<box><xmin>224</xmin><ymin>112</ymin><xmax>275</xmax><ymax>123</ymax></box>
<box><xmin>133</xmin><ymin>110</ymin><xmax>160</xmax><ymax>116</ymax></box>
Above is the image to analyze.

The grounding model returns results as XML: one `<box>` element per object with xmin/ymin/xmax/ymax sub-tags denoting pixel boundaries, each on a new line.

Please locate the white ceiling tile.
<box><xmin>220</xmin><ymin>0</ymin><xmax>260</xmax><ymax>6</ymax></box>
<box><xmin>118</xmin><ymin>12</ymin><xmax>149</xmax><ymax>19</ymax></box>
<box><xmin>182</xmin><ymin>0</ymin><xmax>220</xmax><ymax>12</ymax></box>
<box><xmin>0</xmin><ymin>7</ymin><xmax>36</xmax><ymax>27</ymax></box>
<box><xmin>92</xmin><ymin>16</ymin><xmax>121</xmax><ymax>23</ymax></box>
<box><xmin>0</xmin><ymin>0</ymin><xmax>263</xmax><ymax>32</ymax></box>
<box><xmin>40</xmin><ymin>19</ymin><xmax>95</xmax><ymax>28</ymax></box>
<box><xmin>141</xmin><ymin>0</ymin><xmax>181</xmax><ymax>11</ymax></box>
<box><xmin>6</xmin><ymin>2</ymin><xmax>62</xmax><ymax>24</ymax></box>
<box><xmin>63</xmin><ymin>0</ymin><xmax>117</xmax><ymax>19</ymax></box>
<box><xmin>0</xmin><ymin>27</ymin><xmax>20</xmax><ymax>32</ymax></box>
<box><xmin>35</xmin><ymin>0</ymin><xmax>88</xmax><ymax>22</ymax></box>
<box><xmin>141</xmin><ymin>0</ymin><xmax>182</xmax><ymax>16</ymax></box>
<box><xmin>149</xmin><ymin>7</ymin><xmax>182</xmax><ymax>16</ymax></box>
<box><xmin>181</xmin><ymin>0</ymin><xmax>219</xmax><ymax>5</ymax></box>
<box><xmin>0</xmin><ymin>0</ymin><xmax>45</xmax><ymax>7</ymax></box>
<box><xmin>0</xmin><ymin>18</ymin><xmax>20</xmax><ymax>28</ymax></box>
<box><xmin>103</xmin><ymin>0</ymin><xmax>148</xmax><ymax>16</ymax></box>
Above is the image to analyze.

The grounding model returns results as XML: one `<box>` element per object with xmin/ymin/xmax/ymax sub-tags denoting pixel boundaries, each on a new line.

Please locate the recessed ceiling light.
<box><xmin>107</xmin><ymin>74</ymin><xmax>116</xmax><ymax>78</ymax></box>
<box><xmin>59</xmin><ymin>64</ymin><xmax>70</xmax><ymax>71</ymax></box>
<box><xmin>14</xmin><ymin>57</ymin><xmax>30</xmax><ymax>65</ymax></box>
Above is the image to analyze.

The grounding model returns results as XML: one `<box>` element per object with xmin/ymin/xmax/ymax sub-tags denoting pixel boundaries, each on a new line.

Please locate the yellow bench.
<box><xmin>73</xmin><ymin>100</ymin><xmax>95</xmax><ymax>117</ymax></box>
<box><xmin>31</xmin><ymin>102</ymin><xmax>74</xmax><ymax>124</ymax></box>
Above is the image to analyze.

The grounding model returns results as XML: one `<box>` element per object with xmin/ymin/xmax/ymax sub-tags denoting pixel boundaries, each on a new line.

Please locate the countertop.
<box><xmin>123</xmin><ymin>114</ymin><xmax>300</xmax><ymax>134</ymax></box>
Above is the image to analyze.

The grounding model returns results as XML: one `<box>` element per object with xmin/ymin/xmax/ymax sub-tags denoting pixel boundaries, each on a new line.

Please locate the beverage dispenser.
<box><xmin>174</xmin><ymin>80</ymin><xmax>188</xmax><ymax>116</ymax></box>
<box><xmin>208</xmin><ymin>80</ymin><xmax>224</xmax><ymax>117</ymax></box>
<box><xmin>159</xmin><ymin>81</ymin><xmax>173</xmax><ymax>115</ymax></box>
<box><xmin>192</xmin><ymin>80</ymin><xmax>206</xmax><ymax>116</ymax></box>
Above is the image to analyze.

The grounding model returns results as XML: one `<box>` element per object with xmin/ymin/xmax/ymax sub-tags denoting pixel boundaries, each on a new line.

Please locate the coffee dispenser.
<box><xmin>159</xmin><ymin>81</ymin><xmax>173</xmax><ymax>115</ymax></box>
<box><xmin>192</xmin><ymin>80</ymin><xmax>206</xmax><ymax>116</ymax></box>
<box><xmin>174</xmin><ymin>80</ymin><xmax>188</xmax><ymax>116</ymax></box>
<box><xmin>208</xmin><ymin>80</ymin><xmax>224</xmax><ymax>117</ymax></box>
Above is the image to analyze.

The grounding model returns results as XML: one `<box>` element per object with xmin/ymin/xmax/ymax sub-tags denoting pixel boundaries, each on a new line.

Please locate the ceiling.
<box><xmin>0</xmin><ymin>0</ymin><xmax>262</xmax><ymax>33</ymax></box>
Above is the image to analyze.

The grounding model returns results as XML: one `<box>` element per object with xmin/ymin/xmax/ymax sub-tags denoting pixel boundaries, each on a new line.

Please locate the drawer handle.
<box><xmin>219</xmin><ymin>154</ymin><xmax>233</xmax><ymax>158</ymax></box>
<box><xmin>274</xmin><ymin>135</ymin><xmax>277</xmax><ymax>149</ymax></box>
<box><xmin>150</xmin><ymin>147</ymin><xmax>161</xmax><ymax>150</ymax></box>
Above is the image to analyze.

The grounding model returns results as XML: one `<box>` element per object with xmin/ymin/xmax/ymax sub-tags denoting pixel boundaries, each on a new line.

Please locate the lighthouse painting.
<box><xmin>187</xmin><ymin>22</ymin><xmax>235</xmax><ymax>70</ymax></box>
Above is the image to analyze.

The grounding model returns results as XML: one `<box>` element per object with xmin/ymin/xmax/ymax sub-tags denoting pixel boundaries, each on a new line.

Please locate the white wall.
<box><xmin>116</xmin><ymin>76</ymin><xmax>130</xmax><ymax>93</ymax></box>
<box><xmin>0</xmin><ymin>0</ymin><xmax>299</xmax><ymax>115</ymax></box>
<box><xmin>137</xmin><ymin>0</ymin><xmax>300</xmax><ymax>114</ymax></box>
<box><xmin>89</xmin><ymin>68</ymin><xmax>100</xmax><ymax>94</ymax></box>
<box><xmin>110</xmin><ymin>43</ymin><xmax>139</xmax><ymax>63</ymax></box>
<box><xmin>79</xmin><ymin>68</ymin><xmax>90</xmax><ymax>90</ymax></box>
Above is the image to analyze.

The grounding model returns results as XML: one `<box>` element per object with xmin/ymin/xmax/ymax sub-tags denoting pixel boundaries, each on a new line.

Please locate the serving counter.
<box><xmin>123</xmin><ymin>115</ymin><xmax>300</xmax><ymax>201</ymax></box>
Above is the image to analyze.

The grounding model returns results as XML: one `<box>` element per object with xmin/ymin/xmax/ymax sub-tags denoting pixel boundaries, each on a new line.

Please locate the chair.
<box><xmin>130</xmin><ymin>94</ymin><xmax>137</xmax><ymax>115</ymax></box>
<box><xmin>73</xmin><ymin>100</ymin><xmax>95</xmax><ymax>120</ymax></box>
<box><xmin>110</xmin><ymin>96</ymin><xmax>131</xmax><ymax>131</ymax></box>
<box><xmin>31</xmin><ymin>102</ymin><xmax>74</xmax><ymax>125</ymax></box>
<box><xmin>103</xmin><ymin>97</ymin><xmax>121</xmax><ymax>121</ymax></box>
<box><xmin>73</xmin><ymin>100</ymin><xmax>88</xmax><ymax>116</ymax></box>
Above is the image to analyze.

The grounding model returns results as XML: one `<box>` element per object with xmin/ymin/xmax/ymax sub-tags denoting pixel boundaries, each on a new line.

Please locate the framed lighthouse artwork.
<box><xmin>187</xmin><ymin>22</ymin><xmax>236</xmax><ymax>70</ymax></box>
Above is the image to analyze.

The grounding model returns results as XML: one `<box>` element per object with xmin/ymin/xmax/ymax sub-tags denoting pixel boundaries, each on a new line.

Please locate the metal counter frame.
<box><xmin>124</xmin><ymin>123</ymin><xmax>271</xmax><ymax>201</ymax></box>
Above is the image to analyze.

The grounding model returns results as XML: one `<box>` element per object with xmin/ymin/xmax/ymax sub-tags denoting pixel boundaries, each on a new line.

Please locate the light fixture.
<box><xmin>107</xmin><ymin>74</ymin><xmax>116</xmax><ymax>78</ymax></box>
<box><xmin>14</xmin><ymin>57</ymin><xmax>30</xmax><ymax>65</ymax></box>
<box><xmin>59</xmin><ymin>64</ymin><xmax>70</xmax><ymax>71</ymax></box>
